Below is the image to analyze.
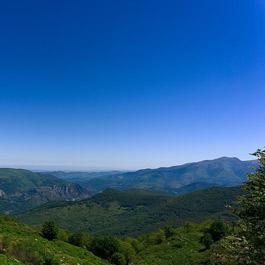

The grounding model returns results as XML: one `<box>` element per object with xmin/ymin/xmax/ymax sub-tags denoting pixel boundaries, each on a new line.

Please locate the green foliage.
<box><xmin>210</xmin><ymin>149</ymin><xmax>265</xmax><ymax>265</ymax></box>
<box><xmin>204</xmin><ymin>220</ymin><xmax>228</xmax><ymax>242</ymax></box>
<box><xmin>90</xmin><ymin>236</ymin><xmax>120</xmax><ymax>260</ymax></box>
<box><xmin>238</xmin><ymin>149</ymin><xmax>265</xmax><ymax>247</ymax></box>
<box><xmin>0</xmin><ymin>215</ymin><xmax>108</xmax><ymax>265</ymax></box>
<box><xmin>130</xmin><ymin>239</ymin><xmax>143</xmax><ymax>253</ymax></box>
<box><xmin>41</xmin><ymin>221</ymin><xmax>58</xmax><ymax>240</ymax></box>
<box><xmin>200</xmin><ymin>233</ymin><xmax>214</xmax><ymax>249</ymax></box>
<box><xmin>43</xmin><ymin>255</ymin><xmax>60</xmax><ymax>265</ymax></box>
<box><xmin>0</xmin><ymin>254</ymin><xmax>26</xmax><ymax>265</ymax></box>
<box><xmin>146</xmin><ymin>229</ymin><xmax>166</xmax><ymax>245</ymax></box>
<box><xmin>57</xmin><ymin>228</ymin><xmax>69</xmax><ymax>242</ymax></box>
<box><xmin>69</xmin><ymin>232</ymin><xmax>85</xmax><ymax>247</ymax></box>
<box><xmin>19</xmin><ymin>186</ymin><xmax>242</xmax><ymax>236</ymax></box>
<box><xmin>131</xmin><ymin>222</ymin><xmax>209</xmax><ymax>265</ymax></box>
<box><xmin>110</xmin><ymin>252</ymin><xmax>126</xmax><ymax>265</ymax></box>
<box><xmin>119</xmin><ymin>240</ymin><xmax>136</xmax><ymax>263</ymax></box>
<box><xmin>163</xmin><ymin>225</ymin><xmax>175</xmax><ymax>238</ymax></box>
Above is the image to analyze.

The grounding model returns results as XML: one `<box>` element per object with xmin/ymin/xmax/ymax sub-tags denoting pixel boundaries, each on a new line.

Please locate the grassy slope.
<box><xmin>0</xmin><ymin>215</ymin><xmax>108</xmax><ymax>265</ymax></box>
<box><xmin>0</xmin><ymin>254</ymin><xmax>25</xmax><ymax>265</ymax></box>
<box><xmin>18</xmin><ymin>187</ymin><xmax>242</xmax><ymax>236</ymax></box>
<box><xmin>131</xmin><ymin>223</ymin><xmax>208</xmax><ymax>265</ymax></box>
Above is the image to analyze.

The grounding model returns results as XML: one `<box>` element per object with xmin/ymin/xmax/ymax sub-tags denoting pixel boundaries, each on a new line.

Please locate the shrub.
<box><xmin>200</xmin><ymin>233</ymin><xmax>214</xmax><ymax>249</ymax></box>
<box><xmin>207</xmin><ymin>220</ymin><xmax>228</xmax><ymax>242</ymax></box>
<box><xmin>68</xmin><ymin>232</ymin><xmax>84</xmax><ymax>247</ymax></box>
<box><xmin>120</xmin><ymin>241</ymin><xmax>136</xmax><ymax>263</ymax></box>
<box><xmin>44</xmin><ymin>256</ymin><xmax>60</xmax><ymax>265</ymax></box>
<box><xmin>89</xmin><ymin>236</ymin><xmax>120</xmax><ymax>260</ymax></box>
<box><xmin>130</xmin><ymin>239</ymin><xmax>142</xmax><ymax>253</ymax></box>
<box><xmin>163</xmin><ymin>226</ymin><xmax>175</xmax><ymax>239</ymax></box>
<box><xmin>110</xmin><ymin>252</ymin><xmax>126</xmax><ymax>265</ymax></box>
<box><xmin>41</xmin><ymin>221</ymin><xmax>58</xmax><ymax>241</ymax></box>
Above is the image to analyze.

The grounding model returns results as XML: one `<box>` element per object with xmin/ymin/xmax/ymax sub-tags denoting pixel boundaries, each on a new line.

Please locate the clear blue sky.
<box><xmin>0</xmin><ymin>0</ymin><xmax>264</xmax><ymax>170</ymax></box>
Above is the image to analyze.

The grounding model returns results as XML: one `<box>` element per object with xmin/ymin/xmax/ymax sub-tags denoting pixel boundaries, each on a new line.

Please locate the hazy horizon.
<box><xmin>0</xmin><ymin>155</ymin><xmax>256</xmax><ymax>171</ymax></box>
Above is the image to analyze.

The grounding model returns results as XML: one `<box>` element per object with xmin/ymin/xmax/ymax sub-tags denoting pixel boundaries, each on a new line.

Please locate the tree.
<box><xmin>200</xmin><ymin>220</ymin><xmax>228</xmax><ymax>251</ymax></box>
<box><xmin>68</xmin><ymin>232</ymin><xmax>84</xmax><ymax>247</ymax></box>
<box><xmin>201</xmin><ymin>233</ymin><xmax>214</xmax><ymax>250</ymax></box>
<box><xmin>89</xmin><ymin>236</ymin><xmax>120</xmax><ymax>260</ymax></box>
<box><xmin>41</xmin><ymin>221</ymin><xmax>58</xmax><ymax>241</ymax></box>
<box><xmin>110</xmin><ymin>252</ymin><xmax>126</xmax><ymax>265</ymax></box>
<box><xmin>207</xmin><ymin>220</ymin><xmax>228</xmax><ymax>242</ymax></box>
<box><xmin>163</xmin><ymin>226</ymin><xmax>175</xmax><ymax>239</ymax></box>
<box><xmin>212</xmin><ymin>149</ymin><xmax>265</xmax><ymax>265</ymax></box>
<box><xmin>236</xmin><ymin>149</ymin><xmax>265</xmax><ymax>264</ymax></box>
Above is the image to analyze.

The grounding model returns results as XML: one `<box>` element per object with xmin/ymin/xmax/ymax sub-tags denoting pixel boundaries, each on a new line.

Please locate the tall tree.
<box><xmin>212</xmin><ymin>149</ymin><xmax>265</xmax><ymax>265</ymax></box>
<box><xmin>237</xmin><ymin>149</ymin><xmax>265</xmax><ymax>264</ymax></box>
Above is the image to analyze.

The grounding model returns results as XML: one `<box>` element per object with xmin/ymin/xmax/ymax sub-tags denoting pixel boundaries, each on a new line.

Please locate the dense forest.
<box><xmin>18</xmin><ymin>186</ymin><xmax>242</xmax><ymax>236</ymax></box>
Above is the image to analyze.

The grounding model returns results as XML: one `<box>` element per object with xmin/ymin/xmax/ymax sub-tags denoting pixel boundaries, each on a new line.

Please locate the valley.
<box><xmin>0</xmin><ymin>155</ymin><xmax>263</xmax><ymax>265</ymax></box>
<box><xmin>18</xmin><ymin>186</ymin><xmax>242</xmax><ymax>236</ymax></box>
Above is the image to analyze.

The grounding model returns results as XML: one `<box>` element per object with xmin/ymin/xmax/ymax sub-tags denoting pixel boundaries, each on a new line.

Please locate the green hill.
<box><xmin>0</xmin><ymin>168</ymin><xmax>91</xmax><ymax>214</ymax></box>
<box><xmin>0</xmin><ymin>212</ymin><xmax>214</xmax><ymax>265</ymax></box>
<box><xmin>130</xmin><ymin>222</ymin><xmax>210</xmax><ymax>265</ymax></box>
<box><xmin>0</xmin><ymin>214</ymin><xmax>108</xmax><ymax>265</ymax></box>
<box><xmin>18</xmin><ymin>186</ymin><xmax>242</xmax><ymax>236</ymax></box>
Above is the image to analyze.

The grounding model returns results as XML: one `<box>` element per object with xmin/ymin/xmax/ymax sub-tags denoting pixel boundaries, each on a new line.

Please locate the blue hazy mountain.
<box><xmin>80</xmin><ymin>157</ymin><xmax>257</xmax><ymax>194</ymax></box>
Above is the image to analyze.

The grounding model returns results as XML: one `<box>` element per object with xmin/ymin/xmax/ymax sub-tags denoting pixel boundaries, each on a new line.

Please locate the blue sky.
<box><xmin>0</xmin><ymin>0</ymin><xmax>264</xmax><ymax>170</ymax></box>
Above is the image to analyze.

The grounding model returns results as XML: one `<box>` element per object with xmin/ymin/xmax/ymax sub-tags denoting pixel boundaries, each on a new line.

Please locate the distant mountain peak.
<box><xmin>214</xmin><ymin>156</ymin><xmax>241</xmax><ymax>161</ymax></box>
<box><xmin>83</xmin><ymin>157</ymin><xmax>256</xmax><ymax>195</ymax></box>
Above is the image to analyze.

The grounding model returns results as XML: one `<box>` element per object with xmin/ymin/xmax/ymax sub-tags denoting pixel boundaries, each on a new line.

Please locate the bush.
<box><xmin>130</xmin><ymin>239</ymin><xmax>142</xmax><ymax>253</ymax></box>
<box><xmin>68</xmin><ymin>232</ymin><xmax>84</xmax><ymax>247</ymax></box>
<box><xmin>44</xmin><ymin>256</ymin><xmax>60</xmax><ymax>265</ymax></box>
<box><xmin>163</xmin><ymin>226</ymin><xmax>175</xmax><ymax>239</ymax></box>
<box><xmin>57</xmin><ymin>229</ymin><xmax>69</xmax><ymax>242</ymax></box>
<box><xmin>89</xmin><ymin>236</ymin><xmax>120</xmax><ymax>260</ymax></box>
<box><xmin>207</xmin><ymin>220</ymin><xmax>228</xmax><ymax>242</ymax></box>
<box><xmin>120</xmin><ymin>241</ymin><xmax>136</xmax><ymax>263</ymax></box>
<box><xmin>110</xmin><ymin>252</ymin><xmax>126</xmax><ymax>265</ymax></box>
<box><xmin>200</xmin><ymin>233</ymin><xmax>214</xmax><ymax>249</ymax></box>
<box><xmin>41</xmin><ymin>221</ymin><xmax>58</xmax><ymax>241</ymax></box>
<box><xmin>147</xmin><ymin>230</ymin><xmax>165</xmax><ymax>245</ymax></box>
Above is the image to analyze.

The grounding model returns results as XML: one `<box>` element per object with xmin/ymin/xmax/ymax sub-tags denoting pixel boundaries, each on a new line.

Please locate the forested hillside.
<box><xmin>0</xmin><ymin>168</ymin><xmax>91</xmax><ymax>214</ymax></box>
<box><xmin>19</xmin><ymin>186</ymin><xmax>242</xmax><ymax>236</ymax></box>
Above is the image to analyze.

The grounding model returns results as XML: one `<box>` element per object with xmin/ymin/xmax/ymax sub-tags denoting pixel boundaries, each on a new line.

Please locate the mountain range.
<box><xmin>53</xmin><ymin>157</ymin><xmax>257</xmax><ymax>194</ymax></box>
<box><xmin>0</xmin><ymin>157</ymin><xmax>257</xmax><ymax>215</ymax></box>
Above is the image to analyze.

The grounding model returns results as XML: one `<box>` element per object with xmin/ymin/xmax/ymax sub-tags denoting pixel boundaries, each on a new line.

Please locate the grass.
<box><xmin>0</xmin><ymin>214</ymin><xmax>108</xmax><ymax>265</ymax></box>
